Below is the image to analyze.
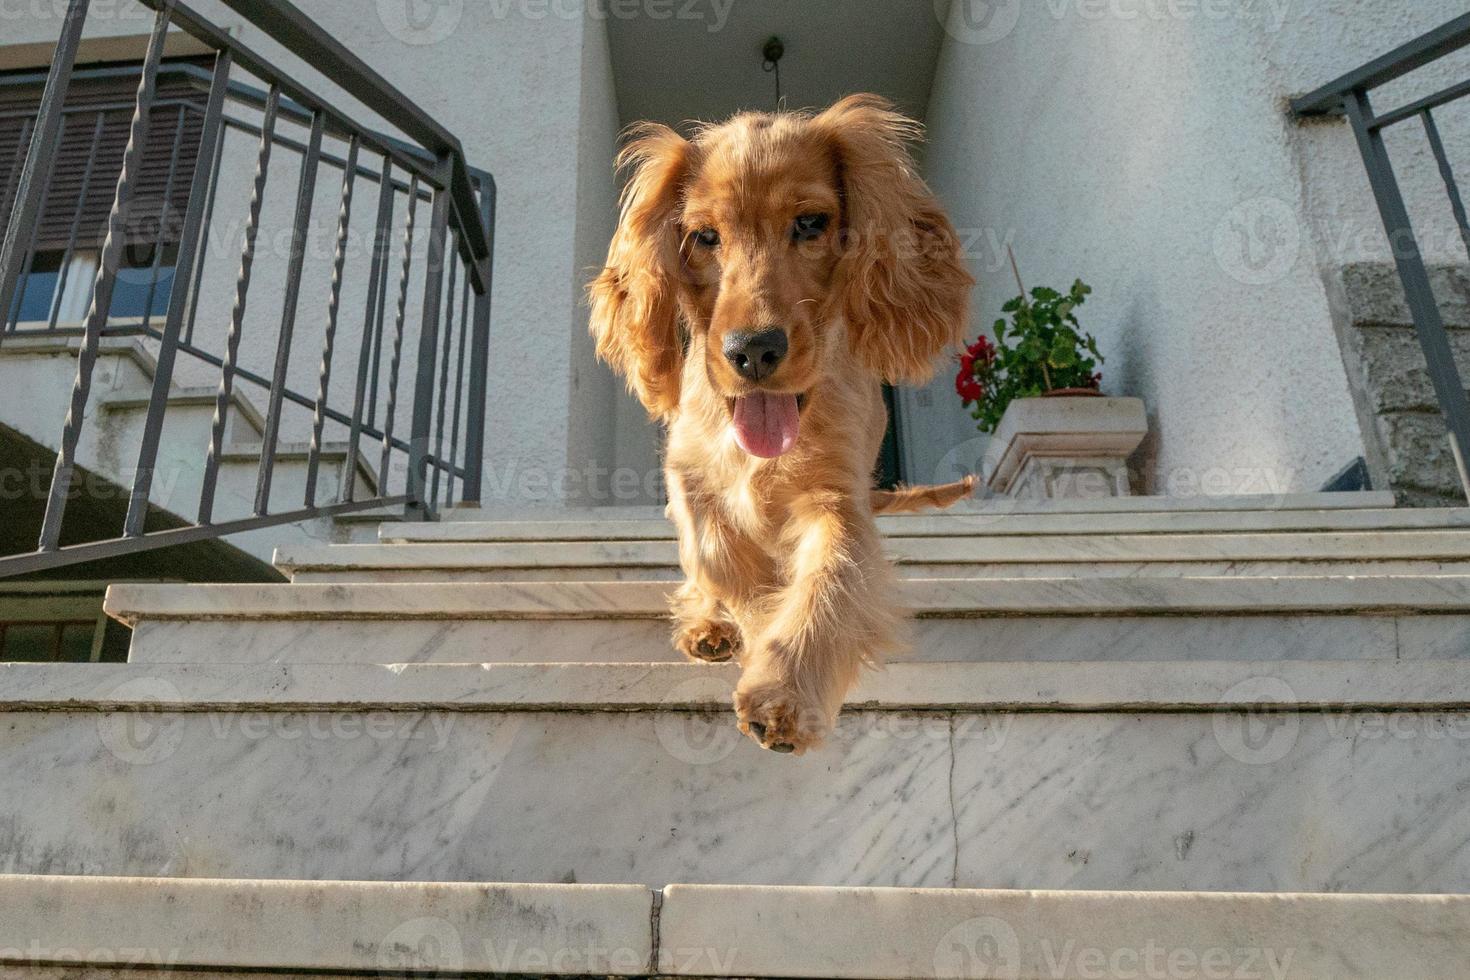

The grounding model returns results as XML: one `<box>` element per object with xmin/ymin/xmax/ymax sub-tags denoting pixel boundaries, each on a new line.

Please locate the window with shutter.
<box><xmin>0</xmin><ymin>62</ymin><xmax>209</xmax><ymax>327</ymax></box>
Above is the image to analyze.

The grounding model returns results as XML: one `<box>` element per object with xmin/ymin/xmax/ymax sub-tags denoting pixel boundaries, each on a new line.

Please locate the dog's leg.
<box><xmin>671</xmin><ymin>582</ymin><xmax>742</xmax><ymax>663</ymax></box>
<box><xmin>734</xmin><ymin>495</ymin><xmax>900</xmax><ymax>754</ymax></box>
<box><xmin>665</xmin><ymin>474</ymin><xmax>771</xmax><ymax>665</ymax></box>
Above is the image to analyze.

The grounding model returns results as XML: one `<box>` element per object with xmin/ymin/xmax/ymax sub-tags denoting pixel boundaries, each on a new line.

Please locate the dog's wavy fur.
<box><xmin>589</xmin><ymin>95</ymin><xmax>974</xmax><ymax>754</ymax></box>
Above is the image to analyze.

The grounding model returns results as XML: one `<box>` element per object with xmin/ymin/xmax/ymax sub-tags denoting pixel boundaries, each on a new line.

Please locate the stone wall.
<box><xmin>1338</xmin><ymin>263</ymin><xmax>1470</xmax><ymax>506</ymax></box>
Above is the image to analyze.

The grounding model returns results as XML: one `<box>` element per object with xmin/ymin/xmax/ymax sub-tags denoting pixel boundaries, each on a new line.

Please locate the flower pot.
<box><xmin>982</xmin><ymin>396</ymin><xmax>1148</xmax><ymax>500</ymax></box>
<box><xmin>1041</xmin><ymin>386</ymin><xmax>1104</xmax><ymax>398</ymax></box>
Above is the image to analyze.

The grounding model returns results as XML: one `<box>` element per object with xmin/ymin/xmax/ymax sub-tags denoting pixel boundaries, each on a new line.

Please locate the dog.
<box><xmin>589</xmin><ymin>94</ymin><xmax>974</xmax><ymax>754</ymax></box>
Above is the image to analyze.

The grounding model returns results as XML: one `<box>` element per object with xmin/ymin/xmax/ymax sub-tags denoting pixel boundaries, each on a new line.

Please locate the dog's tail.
<box><xmin>871</xmin><ymin>475</ymin><xmax>977</xmax><ymax>515</ymax></box>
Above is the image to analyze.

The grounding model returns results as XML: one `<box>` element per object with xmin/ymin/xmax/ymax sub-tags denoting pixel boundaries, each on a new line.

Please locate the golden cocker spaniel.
<box><xmin>589</xmin><ymin>95</ymin><xmax>974</xmax><ymax>755</ymax></box>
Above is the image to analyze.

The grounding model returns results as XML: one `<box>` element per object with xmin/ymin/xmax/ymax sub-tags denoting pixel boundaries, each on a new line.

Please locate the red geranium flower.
<box><xmin>955</xmin><ymin>372</ymin><xmax>985</xmax><ymax>403</ymax></box>
<box><xmin>968</xmin><ymin>335</ymin><xmax>995</xmax><ymax>363</ymax></box>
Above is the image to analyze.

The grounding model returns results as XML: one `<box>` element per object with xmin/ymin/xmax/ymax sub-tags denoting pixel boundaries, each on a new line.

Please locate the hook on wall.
<box><xmin>762</xmin><ymin>36</ymin><xmax>784</xmax><ymax>108</ymax></box>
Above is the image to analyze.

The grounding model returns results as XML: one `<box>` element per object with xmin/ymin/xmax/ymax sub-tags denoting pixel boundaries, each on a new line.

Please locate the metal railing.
<box><xmin>1293</xmin><ymin>13</ymin><xmax>1470</xmax><ymax>500</ymax></box>
<box><xmin>0</xmin><ymin>0</ymin><xmax>495</xmax><ymax>576</ymax></box>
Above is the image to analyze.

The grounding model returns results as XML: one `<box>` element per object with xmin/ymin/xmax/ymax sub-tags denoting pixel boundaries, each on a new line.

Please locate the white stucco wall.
<box><xmin>915</xmin><ymin>0</ymin><xmax>1470</xmax><ymax>497</ymax></box>
<box><xmin>568</xmin><ymin>11</ymin><xmax>663</xmax><ymax>506</ymax></box>
<box><xmin>4</xmin><ymin>0</ymin><xmax>624</xmax><ymax>511</ymax></box>
<box><xmin>12</xmin><ymin>1</ymin><xmax>1470</xmax><ymax>510</ymax></box>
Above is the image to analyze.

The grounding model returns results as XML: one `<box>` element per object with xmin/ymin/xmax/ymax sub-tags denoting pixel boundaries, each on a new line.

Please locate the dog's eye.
<box><xmin>691</xmin><ymin>227</ymin><xmax>720</xmax><ymax>249</ymax></box>
<box><xmin>791</xmin><ymin>213</ymin><xmax>830</xmax><ymax>242</ymax></box>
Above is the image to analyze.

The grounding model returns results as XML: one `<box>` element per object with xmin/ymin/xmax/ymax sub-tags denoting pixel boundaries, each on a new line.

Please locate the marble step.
<box><xmin>0</xmin><ymin>335</ymin><xmax>375</xmax><ymax>564</ymax></box>
<box><xmin>102</xmin><ymin>384</ymin><xmax>267</xmax><ymax>438</ymax></box>
<box><xmin>1</xmin><ymin>873</ymin><xmax>1464</xmax><ymax>979</ymax></box>
<box><xmin>384</xmin><ymin>506</ymin><xmax>1470</xmax><ymax>543</ymax></box>
<box><xmin>275</xmin><ymin>531</ymin><xmax>1470</xmax><ymax>583</ymax></box>
<box><xmin>4</xmin><ymin>659</ymin><xmax>1470</xmax><ymax>895</ymax></box>
<box><xmin>440</xmin><ymin>490</ymin><xmax>1397</xmax><ymax>521</ymax></box>
<box><xmin>107</xmin><ymin>576</ymin><xmax>1470</xmax><ymax>665</ymax></box>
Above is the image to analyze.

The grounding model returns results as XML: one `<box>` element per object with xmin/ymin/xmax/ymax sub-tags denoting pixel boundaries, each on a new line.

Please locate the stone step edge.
<box><xmin>102</xmin><ymin>576</ymin><xmax>1470</xmax><ymax>626</ymax></box>
<box><xmin>0</xmin><ymin>334</ymin><xmax>158</xmax><ymax>376</ymax></box>
<box><xmin>1</xmin><ymin>873</ymin><xmax>1464</xmax><ymax>979</ymax></box>
<box><xmin>380</xmin><ymin>507</ymin><xmax>1470</xmax><ymax>542</ymax></box>
<box><xmin>4</xmin><ymin>660</ymin><xmax>1468</xmax><ymax>713</ymax></box>
<box><xmin>439</xmin><ymin>490</ymin><xmax>1397</xmax><ymax>520</ymax></box>
<box><xmin>273</xmin><ymin>531</ymin><xmax>1470</xmax><ymax>572</ymax></box>
<box><xmin>0</xmin><ymin>873</ymin><xmax>652</xmax><ymax>977</ymax></box>
<box><xmin>100</xmin><ymin>384</ymin><xmax>268</xmax><ymax>436</ymax></box>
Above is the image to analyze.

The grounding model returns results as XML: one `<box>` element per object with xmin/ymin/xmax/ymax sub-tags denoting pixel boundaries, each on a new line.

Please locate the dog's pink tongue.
<box><xmin>732</xmin><ymin>392</ymin><xmax>800</xmax><ymax>458</ymax></box>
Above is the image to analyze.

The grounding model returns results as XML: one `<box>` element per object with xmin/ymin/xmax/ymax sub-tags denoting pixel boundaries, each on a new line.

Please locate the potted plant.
<box><xmin>956</xmin><ymin>278</ymin><xmax>1147</xmax><ymax>499</ymax></box>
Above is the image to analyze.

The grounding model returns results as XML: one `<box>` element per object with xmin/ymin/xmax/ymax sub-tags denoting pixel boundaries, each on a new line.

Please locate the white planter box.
<box><xmin>983</xmin><ymin>396</ymin><xmax>1148</xmax><ymax>499</ymax></box>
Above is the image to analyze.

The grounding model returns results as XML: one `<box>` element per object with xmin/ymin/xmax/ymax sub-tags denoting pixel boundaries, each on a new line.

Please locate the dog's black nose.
<box><xmin>723</xmin><ymin>328</ymin><xmax>788</xmax><ymax>382</ymax></box>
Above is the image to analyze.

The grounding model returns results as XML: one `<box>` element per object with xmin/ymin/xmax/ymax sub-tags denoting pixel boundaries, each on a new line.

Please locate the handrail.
<box><xmin>137</xmin><ymin>0</ymin><xmax>492</xmax><ymax>292</ymax></box>
<box><xmin>0</xmin><ymin>0</ymin><xmax>495</xmax><ymax>576</ymax></box>
<box><xmin>1292</xmin><ymin>14</ymin><xmax>1470</xmax><ymax>501</ymax></box>
<box><xmin>1292</xmin><ymin>12</ymin><xmax>1470</xmax><ymax>116</ymax></box>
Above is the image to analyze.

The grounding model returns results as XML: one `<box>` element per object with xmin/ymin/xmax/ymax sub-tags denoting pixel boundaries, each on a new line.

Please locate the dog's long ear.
<box><xmin>588</xmin><ymin>123</ymin><xmax>690</xmax><ymax>420</ymax></box>
<box><xmin>816</xmin><ymin>95</ymin><xmax>973</xmax><ymax>384</ymax></box>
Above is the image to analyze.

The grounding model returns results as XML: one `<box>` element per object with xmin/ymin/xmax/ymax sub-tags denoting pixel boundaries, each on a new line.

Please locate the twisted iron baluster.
<box><xmin>305</xmin><ymin>134</ymin><xmax>360</xmax><ymax>506</ymax></box>
<box><xmin>253</xmin><ymin>110</ymin><xmax>325</xmax><ymax>516</ymax></box>
<box><xmin>343</xmin><ymin>156</ymin><xmax>395</xmax><ymax>503</ymax></box>
<box><xmin>123</xmin><ymin>48</ymin><xmax>233</xmax><ymax>539</ymax></box>
<box><xmin>378</xmin><ymin>175</ymin><xmax>419</xmax><ymax>490</ymax></box>
<box><xmin>38</xmin><ymin>3</ymin><xmax>172</xmax><ymax>551</ymax></box>
<box><xmin>199</xmin><ymin>84</ymin><xmax>280</xmax><ymax>525</ymax></box>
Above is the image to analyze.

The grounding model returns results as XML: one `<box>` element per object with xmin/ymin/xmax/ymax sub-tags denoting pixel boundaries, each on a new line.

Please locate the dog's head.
<box><xmin>588</xmin><ymin>94</ymin><xmax>972</xmax><ymax>458</ymax></box>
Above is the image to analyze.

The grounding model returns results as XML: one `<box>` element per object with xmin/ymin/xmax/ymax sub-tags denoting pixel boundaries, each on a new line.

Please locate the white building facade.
<box><xmin>4</xmin><ymin>0</ymin><xmax>1469</xmax><ymax>518</ymax></box>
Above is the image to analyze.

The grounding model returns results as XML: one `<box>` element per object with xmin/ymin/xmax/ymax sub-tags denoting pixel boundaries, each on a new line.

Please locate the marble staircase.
<box><xmin>0</xmin><ymin>334</ymin><xmax>378</xmax><ymax>566</ymax></box>
<box><xmin>5</xmin><ymin>491</ymin><xmax>1470</xmax><ymax>977</ymax></box>
<box><xmin>277</xmin><ymin>491</ymin><xmax>1470</xmax><ymax>582</ymax></box>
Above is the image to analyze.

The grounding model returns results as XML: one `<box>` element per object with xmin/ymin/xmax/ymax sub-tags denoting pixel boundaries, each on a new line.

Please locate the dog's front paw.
<box><xmin>732</xmin><ymin>674</ymin><xmax>831</xmax><ymax>755</ymax></box>
<box><xmin>675</xmin><ymin>619</ymin><xmax>742</xmax><ymax>663</ymax></box>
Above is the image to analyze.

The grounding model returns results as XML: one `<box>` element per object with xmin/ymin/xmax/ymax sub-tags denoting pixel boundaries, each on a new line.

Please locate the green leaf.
<box><xmin>1049</xmin><ymin>342</ymin><xmax>1078</xmax><ymax>369</ymax></box>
